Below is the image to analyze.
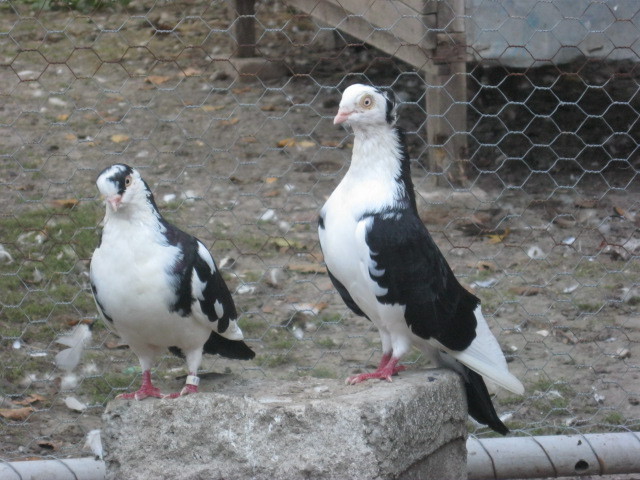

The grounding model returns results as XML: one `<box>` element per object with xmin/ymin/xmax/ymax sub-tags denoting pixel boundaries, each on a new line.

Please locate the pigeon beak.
<box><xmin>333</xmin><ymin>108</ymin><xmax>353</xmax><ymax>125</ymax></box>
<box><xmin>106</xmin><ymin>195</ymin><xmax>122</xmax><ymax>211</ymax></box>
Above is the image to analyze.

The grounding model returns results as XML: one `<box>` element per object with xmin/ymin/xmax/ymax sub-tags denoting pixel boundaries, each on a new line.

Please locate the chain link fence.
<box><xmin>0</xmin><ymin>0</ymin><xmax>638</xmax><ymax>470</ymax></box>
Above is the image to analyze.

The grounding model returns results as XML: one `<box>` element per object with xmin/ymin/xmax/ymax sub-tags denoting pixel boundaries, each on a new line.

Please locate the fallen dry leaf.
<box><xmin>0</xmin><ymin>406</ymin><xmax>34</xmax><ymax>421</ymax></box>
<box><xmin>320</xmin><ymin>140</ymin><xmax>343</xmax><ymax>148</ymax></box>
<box><xmin>201</xmin><ymin>105</ymin><xmax>226</xmax><ymax>112</ymax></box>
<box><xmin>486</xmin><ymin>228</ymin><xmax>510</xmax><ymax>244</ymax></box>
<box><xmin>277</xmin><ymin>137</ymin><xmax>296</xmax><ymax>148</ymax></box>
<box><xmin>286</xmin><ymin>264</ymin><xmax>326</xmax><ymax>274</ymax></box>
<box><xmin>613</xmin><ymin>206</ymin><xmax>635</xmax><ymax>222</ymax></box>
<box><xmin>263</xmin><ymin>189</ymin><xmax>280</xmax><ymax>198</ymax></box>
<box><xmin>145</xmin><ymin>75</ymin><xmax>171</xmax><ymax>85</ymax></box>
<box><xmin>218</xmin><ymin>117</ymin><xmax>239</xmax><ymax>126</ymax></box>
<box><xmin>553</xmin><ymin>216</ymin><xmax>576</xmax><ymax>228</ymax></box>
<box><xmin>64</xmin><ymin>133</ymin><xmax>77</xmax><ymax>142</ymax></box>
<box><xmin>65</xmin><ymin>318</ymin><xmax>95</xmax><ymax>327</ymax></box>
<box><xmin>105</xmin><ymin>341</ymin><xmax>129</xmax><ymax>350</ymax></box>
<box><xmin>474</xmin><ymin>260</ymin><xmax>497</xmax><ymax>271</ymax></box>
<box><xmin>37</xmin><ymin>440</ymin><xmax>61</xmax><ymax>451</ymax></box>
<box><xmin>260</xmin><ymin>104</ymin><xmax>278</xmax><ymax>112</ymax></box>
<box><xmin>14</xmin><ymin>394</ymin><xmax>46</xmax><ymax>406</ymax></box>
<box><xmin>51</xmin><ymin>198</ymin><xmax>80</xmax><ymax>209</ymax></box>
<box><xmin>297</xmin><ymin>140</ymin><xmax>316</xmax><ymax>149</ymax></box>
<box><xmin>574</xmin><ymin>198</ymin><xmax>597</xmax><ymax>209</ymax></box>
<box><xmin>265</xmin><ymin>177</ymin><xmax>278</xmax><ymax>184</ymax></box>
<box><xmin>232</xmin><ymin>86</ymin><xmax>252</xmax><ymax>94</ymax></box>
<box><xmin>56</xmin><ymin>114</ymin><xmax>70</xmax><ymax>122</ymax></box>
<box><xmin>276</xmin><ymin>138</ymin><xmax>316</xmax><ymax>149</ymax></box>
<box><xmin>181</xmin><ymin>67</ymin><xmax>202</xmax><ymax>77</ymax></box>
<box><xmin>110</xmin><ymin>134</ymin><xmax>130</xmax><ymax>144</ymax></box>
<box><xmin>508</xmin><ymin>286</ymin><xmax>543</xmax><ymax>296</ymax></box>
<box><xmin>241</xmin><ymin>136</ymin><xmax>257</xmax><ymax>143</ymax></box>
<box><xmin>270</xmin><ymin>238</ymin><xmax>308</xmax><ymax>252</ymax></box>
<box><xmin>290</xmin><ymin>302</ymin><xmax>329</xmax><ymax>315</ymax></box>
<box><xmin>555</xmin><ymin>329</ymin><xmax>579</xmax><ymax>345</ymax></box>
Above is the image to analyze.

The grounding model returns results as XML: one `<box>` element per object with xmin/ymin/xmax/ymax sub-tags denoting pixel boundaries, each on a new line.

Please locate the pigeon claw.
<box><xmin>345</xmin><ymin>358</ymin><xmax>406</xmax><ymax>385</ymax></box>
<box><xmin>163</xmin><ymin>384</ymin><xmax>198</xmax><ymax>399</ymax></box>
<box><xmin>117</xmin><ymin>386</ymin><xmax>164</xmax><ymax>401</ymax></box>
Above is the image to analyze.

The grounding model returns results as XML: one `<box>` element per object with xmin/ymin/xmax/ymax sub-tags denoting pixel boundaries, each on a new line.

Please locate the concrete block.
<box><xmin>102</xmin><ymin>370</ymin><xmax>468</xmax><ymax>480</ymax></box>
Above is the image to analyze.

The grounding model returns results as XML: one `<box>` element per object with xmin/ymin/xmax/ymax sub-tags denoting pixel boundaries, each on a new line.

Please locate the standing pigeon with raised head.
<box><xmin>90</xmin><ymin>164</ymin><xmax>254</xmax><ymax>400</ymax></box>
<box><xmin>318</xmin><ymin>84</ymin><xmax>524</xmax><ymax>434</ymax></box>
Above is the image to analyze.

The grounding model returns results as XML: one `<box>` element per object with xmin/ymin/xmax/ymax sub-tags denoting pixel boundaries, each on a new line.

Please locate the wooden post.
<box><xmin>424</xmin><ymin>0</ymin><xmax>469</xmax><ymax>187</ymax></box>
<box><xmin>234</xmin><ymin>0</ymin><xmax>256</xmax><ymax>58</ymax></box>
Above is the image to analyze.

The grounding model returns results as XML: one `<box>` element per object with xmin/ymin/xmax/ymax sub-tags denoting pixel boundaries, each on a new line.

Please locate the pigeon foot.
<box><xmin>346</xmin><ymin>357</ymin><xmax>406</xmax><ymax>385</ymax></box>
<box><xmin>163</xmin><ymin>374</ymin><xmax>200</xmax><ymax>399</ymax></box>
<box><xmin>164</xmin><ymin>384</ymin><xmax>198</xmax><ymax>399</ymax></box>
<box><xmin>117</xmin><ymin>369</ymin><xmax>164</xmax><ymax>400</ymax></box>
<box><xmin>117</xmin><ymin>385</ymin><xmax>164</xmax><ymax>400</ymax></box>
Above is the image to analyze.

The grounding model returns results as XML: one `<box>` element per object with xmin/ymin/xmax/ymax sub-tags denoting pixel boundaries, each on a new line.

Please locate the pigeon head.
<box><xmin>334</xmin><ymin>84</ymin><xmax>398</xmax><ymax>128</ymax></box>
<box><xmin>96</xmin><ymin>164</ymin><xmax>153</xmax><ymax>213</ymax></box>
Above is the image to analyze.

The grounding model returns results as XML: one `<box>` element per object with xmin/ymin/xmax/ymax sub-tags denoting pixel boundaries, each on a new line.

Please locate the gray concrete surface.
<box><xmin>102</xmin><ymin>370</ymin><xmax>468</xmax><ymax>480</ymax></box>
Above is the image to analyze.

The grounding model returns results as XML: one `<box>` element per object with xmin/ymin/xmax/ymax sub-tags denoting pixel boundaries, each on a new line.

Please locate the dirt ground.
<box><xmin>0</xmin><ymin>0</ymin><xmax>639</xmax><ymax>470</ymax></box>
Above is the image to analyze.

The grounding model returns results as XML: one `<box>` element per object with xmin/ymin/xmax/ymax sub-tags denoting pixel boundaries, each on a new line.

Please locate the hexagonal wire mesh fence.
<box><xmin>0</xmin><ymin>0</ymin><xmax>638</xmax><ymax>469</ymax></box>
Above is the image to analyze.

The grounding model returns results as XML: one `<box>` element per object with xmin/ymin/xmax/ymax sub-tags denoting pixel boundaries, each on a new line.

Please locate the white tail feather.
<box><xmin>437</xmin><ymin>306</ymin><xmax>524</xmax><ymax>395</ymax></box>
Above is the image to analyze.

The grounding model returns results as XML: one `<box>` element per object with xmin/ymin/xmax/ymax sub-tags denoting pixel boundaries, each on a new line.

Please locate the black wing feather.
<box><xmin>365</xmin><ymin>211</ymin><xmax>478</xmax><ymax>352</ymax></box>
<box><xmin>193</xmin><ymin>250</ymin><xmax>236</xmax><ymax>334</ymax></box>
<box><xmin>162</xmin><ymin>220</ymin><xmax>236</xmax><ymax>335</ymax></box>
<box><xmin>326</xmin><ymin>269</ymin><xmax>369</xmax><ymax>319</ymax></box>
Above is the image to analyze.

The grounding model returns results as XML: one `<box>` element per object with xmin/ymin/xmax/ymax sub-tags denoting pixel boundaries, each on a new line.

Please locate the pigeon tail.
<box><xmin>203</xmin><ymin>332</ymin><xmax>255</xmax><ymax>360</ymax></box>
<box><xmin>463</xmin><ymin>366</ymin><xmax>509</xmax><ymax>435</ymax></box>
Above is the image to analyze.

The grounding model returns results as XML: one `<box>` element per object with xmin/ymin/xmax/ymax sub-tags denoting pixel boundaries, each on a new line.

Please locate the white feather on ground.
<box><xmin>55</xmin><ymin>324</ymin><xmax>92</xmax><ymax>372</ymax></box>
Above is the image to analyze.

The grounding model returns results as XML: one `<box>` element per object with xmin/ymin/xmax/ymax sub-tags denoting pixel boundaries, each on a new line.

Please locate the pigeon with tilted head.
<box><xmin>90</xmin><ymin>164</ymin><xmax>254</xmax><ymax>400</ymax></box>
<box><xmin>318</xmin><ymin>84</ymin><xmax>524</xmax><ymax>434</ymax></box>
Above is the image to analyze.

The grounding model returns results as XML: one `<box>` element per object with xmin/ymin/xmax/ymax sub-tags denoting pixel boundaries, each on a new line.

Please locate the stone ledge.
<box><xmin>102</xmin><ymin>370</ymin><xmax>467</xmax><ymax>480</ymax></box>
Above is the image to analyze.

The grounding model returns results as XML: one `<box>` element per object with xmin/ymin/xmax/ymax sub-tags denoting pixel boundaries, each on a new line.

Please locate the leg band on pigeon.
<box><xmin>185</xmin><ymin>375</ymin><xmax>200</xmax><ymax>386</ymax></box>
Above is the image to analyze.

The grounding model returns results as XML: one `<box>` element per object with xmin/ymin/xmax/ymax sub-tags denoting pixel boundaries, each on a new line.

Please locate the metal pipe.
<box><xmin>1</xmin><ymin>433</ymin><xmax>639</xmax><ymax>479</ymax></box>
<box><xmin>467</xmin><ymin>432</ymin><xmax>640</xmax><ymax>479</ymax></box>
<box><xmin>0</xmin><ymin>458</ymin><xmax>105</xmax><ymax>480</ymax></box>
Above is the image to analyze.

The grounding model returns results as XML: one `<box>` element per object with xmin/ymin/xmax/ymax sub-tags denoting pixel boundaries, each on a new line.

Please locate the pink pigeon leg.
<box><xmin>117</xmin><ymin>370</ymin><xmax>164</xmax><ymax>400</ymax></box>
<box><xmin>346</xmin><ymin>355</ymin><xmax>406</xmax><ymax>385</ymax></box>
<box><xmin>163</xmin><ymin>373</ymin><xmax>200</xmax><ymax>399</ymax></box>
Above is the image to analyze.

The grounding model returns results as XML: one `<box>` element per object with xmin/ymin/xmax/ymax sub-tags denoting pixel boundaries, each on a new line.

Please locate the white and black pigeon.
<box><xmin>90</xmin><ymin>164</ymin><xmax>255</xmax><ymax>400</ymax></box>
<box><xmin>318</xmin><ymin>84</ymin><xmax>524</xmax><ymax>434</ymax></box>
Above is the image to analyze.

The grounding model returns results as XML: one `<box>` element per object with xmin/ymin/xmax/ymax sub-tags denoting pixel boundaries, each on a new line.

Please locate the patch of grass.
<box><xmin>575</xmin><ymin>302</ymin><xmax>602</xmax><ymax>313</ymax></box>
<box><xmin>497</xmin><ymin>395</ymin><xmax>524</xmax><ymax>407</ymax></box>
<box><xmin>241</xmin><ymin>271</ymin><xmax>263</xmax><ymax>283</ymax></box>
<box><xmin>267</xmin><ymin>330</ymin><xmax>296</xmax><ymax>350</ymax></box>
<box><xmin>254</xmin><ymin>353</ymin><xmax>290</xmax><ymax>368</ymax></box>
<box><xmin>529</xmin><ymin>378</ymin><xmax>575</xmax><ymax>416</ymax></box>
<box><xmin>1</xmin><ymin>355</ymin><xmax>52</xmax><ymax>384</ymax></box>
<box><xmin>237</xmin><ymin>317</ymin><xmax>268</xmax><ymax>338</ymax></box>
<box><xmin>320</xmin><ymin>313</ymin><xmax>343</xmax><ymax>324</ymax></box>
<box><xmin>314</xmin><ymin>337</ymin><xmax>337</xmax><ymax>349</ymax></box>
<box><xmin>21</xmin><ymin>0</ymin><xmax>131</xmax><ymax>12</ymax></box>
<box><xmin>80</xmin><ymin>372</ymin><xmax>136</xmax><ymax>405</ymax></box>
<box><xmin>602</xmin><ymin>411</ymin><xmax>625</xmax><ymax>426</ymax></box>
<box><xmin>0</xmin><ymin>203</ymin><xmax>101</xmax><ymax>347</ymax></box>
<box><xmin>310</xmin><ymin>367</ymin><xmax>337</xmax><ymax>379</ymax></box>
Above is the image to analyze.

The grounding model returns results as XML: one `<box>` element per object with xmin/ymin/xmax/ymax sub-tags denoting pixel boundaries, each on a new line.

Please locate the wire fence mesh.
<box><xmin>0</xmin><ymin>0</ymin><xmax>638</xmax><ymax>468</ymax></box>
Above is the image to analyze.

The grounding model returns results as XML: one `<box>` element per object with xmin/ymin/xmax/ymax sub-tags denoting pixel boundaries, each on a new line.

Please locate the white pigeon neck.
<box><xmin>103</xmin><ymin>195</ymin><xmax>161</xmax><ymax>230</ymax></box>
<box><xmin>348</xmin><ymin>124</ymin><xmax>403</xmax><ymax>183</ymax></box>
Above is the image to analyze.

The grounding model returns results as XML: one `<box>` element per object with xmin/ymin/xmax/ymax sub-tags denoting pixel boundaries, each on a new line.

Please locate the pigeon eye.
<box><xmin>124</xmin><ymin>176</ymin><xmax>132</xmax><ymax>187</ymax></box>
<box><xmin>360</xmin><ymin>95</ymin><xmax>374</xmax><ymax>109</ymax></box>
